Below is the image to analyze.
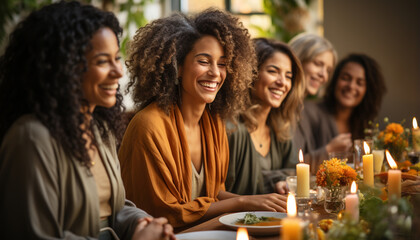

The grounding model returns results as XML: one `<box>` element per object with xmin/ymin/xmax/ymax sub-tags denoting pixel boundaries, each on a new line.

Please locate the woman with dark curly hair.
<box><xmin>119</xmin><ymin>9</ymin><xmax>287</xmax><ymax>228</ymax></box>
<box><xmin>0</xmin><ymin>1</ymin><xmax>174</xmax><ymax>239</ymax></box>
<box><xmin>323</xmin><ymin>53</ymin><xmax>387</xmax><ymax>141</ymax></box>
<box><xmin>226</xmin><ymin>38</ymin><xmax>305</xmax><ymax>195</ymax></box>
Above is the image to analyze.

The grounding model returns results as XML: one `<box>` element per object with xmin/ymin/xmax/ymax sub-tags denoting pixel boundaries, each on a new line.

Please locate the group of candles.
<box><xmin>237</xmin><ymin>117</ymin><xmax>419</xmax><ymax>240</ymax></box>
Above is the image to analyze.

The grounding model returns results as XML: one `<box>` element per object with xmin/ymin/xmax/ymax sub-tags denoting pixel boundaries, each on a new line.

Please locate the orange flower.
<box><xmin>385</xmin><ymin>123</ymin><xmax>404</xmax><ymax>134</ymax></box>
<box><xmin>316</xmin><ymin>158</ymin><xmax>357</xmax><ymax>188</ymax></box>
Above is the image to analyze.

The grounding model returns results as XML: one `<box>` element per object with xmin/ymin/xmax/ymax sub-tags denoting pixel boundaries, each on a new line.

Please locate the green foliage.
<box><xmin>328</xmin><ymin>215</ymin><xmax>367</xmax><ymax>240</ymax></box>
<box><xmin>359</xmin><ymin>194</ymin><xmax>413</xmax><ymax>239</ymax></box>
<box><xmin>262</xmin><ymin>0</ymin><xmax>312</xmax><ymax>42</ymax></box>
<box><xmin>0</xmin><ymin>0</ymin><xmax>151</xmax><ymax>56</ymax></box>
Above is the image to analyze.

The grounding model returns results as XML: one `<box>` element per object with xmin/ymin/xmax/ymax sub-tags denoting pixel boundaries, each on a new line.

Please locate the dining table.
<box><xmin>178</xmin><ymin>203</ymin><xmax>337</xmax><ymax>240</ymax></box>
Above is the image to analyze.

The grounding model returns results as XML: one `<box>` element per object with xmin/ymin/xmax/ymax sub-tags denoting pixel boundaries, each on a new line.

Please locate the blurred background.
<box><xmin>1</xmin><ymin>0</ymin><xmax>419</xmax><ymax>127</ymax></box>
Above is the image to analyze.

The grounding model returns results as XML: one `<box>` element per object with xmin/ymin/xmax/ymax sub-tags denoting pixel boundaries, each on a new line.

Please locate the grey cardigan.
<box><xmin>293</xmin><ymin>100</ymin><xmax>338</xmax><ymax>174</ymax></box>
<box><xmin>226</xmin><ymin>122</ymin><xmax>298</xmax><ymax>195</ymax></box>
<box><xmin>0</xmin><ymin>115</ymin><xmax>149</xmax><ymax>239</ymax></box>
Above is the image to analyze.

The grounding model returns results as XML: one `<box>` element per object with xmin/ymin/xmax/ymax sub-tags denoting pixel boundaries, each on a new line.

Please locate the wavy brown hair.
<box><xmin>125</xmin><ymin>8</ymin><xmax>256</xmax><ymax>120</ymax></box>
<box><xmin>0</xmin><ymin>1</ymin><xmax>124</xmax><ymax>166</ymax></box>
<box><xmin>323</xmin><ymin>53</ymin><xmax>387</xmax><ymax>140</ymax></box>
<box><xmin>240</xmin><ymin>38</ymin><xmax>305</xmax><ymax>141</ymax></box>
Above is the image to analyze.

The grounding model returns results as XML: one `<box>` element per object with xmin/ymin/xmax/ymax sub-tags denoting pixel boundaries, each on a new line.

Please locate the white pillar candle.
<box><xmin>363</xmin><ymin>141</ymin><xmax>374</xmax><ymax>187</ymax></box>
<box><xmin>386</xmin><ymin>150</ymin><xmax>401</xmax><ymax>200</ymax></box>
<box><xmin>372</xmin><ymin>149</ymin><xmax>384</xmax><ymax>174</ymax></box>
<box><xmin>345</xmin><ymin>181</ymin><xmax>359</xmax><ymax>221</ymax></box>
<box><xmin>296</xmin><ymin>149</ymin><xmax>309</xmax><ymax>198</ymax></box>
<box><xmin>413</xmin><ymin>117</ymin><xmax>420</xmax><ymax>152</ymax></box>
<box><xmin>282</xmin><ymin>193</ymin><xmax>302</xmax><ymax>240</ymax></box>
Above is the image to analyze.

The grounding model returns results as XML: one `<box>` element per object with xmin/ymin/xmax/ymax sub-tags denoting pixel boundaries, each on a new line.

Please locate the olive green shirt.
<box><xmin>0</xmin><ymin>115</ymin><xmax>149</xmax><ymax>239</ymax></box>
<box><xmin>226</xmin><ymin>122</ymin><xmax>298</xmax><ymax>194</ymax></box>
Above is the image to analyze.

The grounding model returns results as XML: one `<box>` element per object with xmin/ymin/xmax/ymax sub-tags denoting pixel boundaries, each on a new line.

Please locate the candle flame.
<box><xmin>287</xmin><ymin>193</ymin><xmax>297</xmax><ymax>217</ymax></box>
<box><xmin>236</xmin><ymin>227</ymin><xmax>249</xmax><ymax>240</ymax></box>
<box><xmin>299</xmin><ymin>149</ymin><xmax>304</xmax><ymax>163</ymax></box>
<box><xmin>363</xmin><ymin>141</ymin><xmax>370</xmax><ymax>154</ymax></box>
<box><xmin>386</xmin><ymin>150</ymin><xmax>397</xmax><ymax>169</ymax></box>
<box><xmin>350</xmin><ymin>181</ymin><xmax>357</xmax><ymax>193</ymax></box>
<box><xmin>413</xmin><ymin>117</ymin><xmax>418</xmax><ymax>129</ymax></box>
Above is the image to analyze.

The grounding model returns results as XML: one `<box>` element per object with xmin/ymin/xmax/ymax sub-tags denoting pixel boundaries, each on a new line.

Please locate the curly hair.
<box><xmin>126</xmin><ymin>8</ymin><xmax>256</xmax><ymax>120</ymax></box>
<box><xmin>240</xmin><ymin>38</ymin><xmax>306</xmax><ymax>141</ymax></box>
<box><xmin>0</xmin><ymin>1</ymin><xmax>124</xmax><ymax>166</ymax></box>
<box><xmin>323</xmin><ymin>53</ymin><xmax>387</xmax><ymax>140</ymax></box>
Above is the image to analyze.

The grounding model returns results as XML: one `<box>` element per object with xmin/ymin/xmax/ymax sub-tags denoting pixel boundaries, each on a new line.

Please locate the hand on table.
<box><xmin>326</xmin><ymin>133</ymin><xmax>352</xmax><ymax>153</ymax></box>
<box><xmin>238</xmin><ymin>193</ymin><xmax>287</xmax><ymax>212</ymax></box>
<box><xmin>132</xmin><ymin>217</ymin><xmax>175</xmax><ymax>240</ymax></box>
<box><xmin>275</xmin><ymin>181</ymin><xmax>288</xmax><ymax>194</ymax></box>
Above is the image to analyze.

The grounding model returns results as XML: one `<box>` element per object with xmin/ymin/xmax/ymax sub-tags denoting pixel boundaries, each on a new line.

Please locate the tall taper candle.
<box><xmin>362</xmin><ymin>141</ymin><xmax>374</xmax><ymax>187</ymax></box>
<box><xmin>386</xmin><ymin>150</ymin><xmax>401</xmax><ymax>200</ymax></box>
<box><xmin>296</xmin><ymin>149</ymin><xmax>309</xmax><ymax>198</ymax></box>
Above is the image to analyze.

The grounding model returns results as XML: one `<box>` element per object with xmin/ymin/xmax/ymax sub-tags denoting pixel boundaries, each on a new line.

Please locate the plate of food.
<box><xmin>175</xmin><ymin>230</ymin><xmax>237</xmax><ymax>240</ymax></box>
<box><xmin>219</xmin><ymin>211</ymin><xmax>287</xmax><ymax>235</ymax></box>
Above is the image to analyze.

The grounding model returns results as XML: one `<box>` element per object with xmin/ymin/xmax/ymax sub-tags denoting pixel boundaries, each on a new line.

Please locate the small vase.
<box><xmin>323</xmin><ymin>186</ymin><xmax>346</xmax><ymax>214</ymax></box>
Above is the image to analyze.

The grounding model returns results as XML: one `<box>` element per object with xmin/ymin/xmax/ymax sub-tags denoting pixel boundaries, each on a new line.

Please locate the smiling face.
<box><xmin>179</xmin><ymin>35</ymin><xmax>227</xmax><ymax>106</ymax></box>
<box><xmin>82</xmin><ymin>27</ymin><xmax>122</xmax><ymax>112</ymax></box>
<box><xmin>334</xmin><ymin>61</ymin><xmax>367</xmax><ymax>109</ymax></box>
<box><xmin>302</xmin><ymin>50</ymin><xmax>334</xmax><ymax>96</ymax></box>
<box><xmin>253</xmin><ymin>51</ymin><xmax>293</xmax><ymax>109</ymax></box>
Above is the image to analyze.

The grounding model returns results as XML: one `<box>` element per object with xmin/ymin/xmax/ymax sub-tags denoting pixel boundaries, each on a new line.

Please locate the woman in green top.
<box><xmin>0</xmin><ymin>1</ymin><xmax>174</xmax><ymax>239</ymax></box>
<box><xmin>226</xmin><ymin>38</ymin><xmax>305</xmax><ymax>195</ymax></box>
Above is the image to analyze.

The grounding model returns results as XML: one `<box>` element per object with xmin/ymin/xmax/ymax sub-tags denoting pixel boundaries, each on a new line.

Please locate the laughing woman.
<box><xmin>226</xmin><ymin>38</ymin><xmax>306</xmax><ymax>195</ymax></box>
<box><xmin>0</xmin><ymin>1</ymin><xmax>174</xmax><ymax>239</ymax></box>
<box><xmin>119</xmin><ymin>9</ymin><xmax>287</xmax><ymax>229</ymax></box>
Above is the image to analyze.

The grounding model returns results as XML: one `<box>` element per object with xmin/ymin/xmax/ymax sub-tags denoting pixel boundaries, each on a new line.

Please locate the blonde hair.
<box><xmin>288</xmin><ymin>32</ymin><xmax>337</xmax><ymax>66</ymax></box>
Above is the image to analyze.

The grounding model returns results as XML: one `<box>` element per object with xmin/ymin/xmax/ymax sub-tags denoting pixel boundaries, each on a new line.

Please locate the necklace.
<box><xmin>251</xmin><ymin>127</ymin><xmax>270</xmax><ymax>149</ymax></box>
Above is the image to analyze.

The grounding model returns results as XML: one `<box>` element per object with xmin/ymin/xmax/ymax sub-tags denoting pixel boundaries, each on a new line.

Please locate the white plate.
<box><xmin>175</xmin><ymin>230</ymin><xmax>236</xmax><ymax>240</ymax></box>
<box><xmin>219</xmin><ymin>211</ymin><xmax>287</xmax><ymax>236</ymax></box>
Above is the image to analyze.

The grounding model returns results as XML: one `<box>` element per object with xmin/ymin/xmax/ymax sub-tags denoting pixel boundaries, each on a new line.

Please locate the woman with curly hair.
<box><xmin>226</xmin><ymin>38</ymin><xmax>305</xmax><ymax>195</ymax></box>
<box><xmin>322</xmin><ymin>53</ymin><xmax>387</xmax><ymax>142</ymax></box>
<box><xmin>119</xmin><ymin>9</ymin><xmax>287</xmax><ymax>228</ymax></box>
<box><xmin>0</xmin><ymin>1</ymin><xmax>174</xmax><ymax>239</ymax></box>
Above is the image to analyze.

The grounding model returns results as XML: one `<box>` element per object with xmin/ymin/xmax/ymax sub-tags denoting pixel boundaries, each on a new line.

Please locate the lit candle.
<box><xmin>296</xmin><ymin>149</ymin><xmax>309</xmax><ymax>198</ymax></box>
<box><xmin>386</xmin><ymin>150</ymin><xmax>401</xmax><ymax>201</ymax></box>
<box><xmin>362</xmin><ymin>141</ymin><xmax>374</xmax><ymax>187</ymax></box>
<box><xmin>413</xmin><ymin>117</ymin><xmax>420</xmax><ymax>152</ymax></box>
<box><xmin>236</xmin><ymin>227</ymin><xmax>249</xmax><ymax>240</ymax></box>
<box><xmin>282</xmin><ymin>193</ymin><xmax>302</xmax><ymax>240</ymax></box>
<box><xmin>345</xmin><ymin>181</ymin><xmax>359</xmax><ymax>221</ymax></box>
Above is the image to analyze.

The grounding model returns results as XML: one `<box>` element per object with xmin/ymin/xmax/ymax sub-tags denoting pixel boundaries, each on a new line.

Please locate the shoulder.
<box><xmin>0</xmin><ymin>115</ymin><xmax>58</xmax><ymax>168</ymax></box>
<box><xmin>129</xmin><ymin>103</ymin><xmax>172</xmax><ymax>133</ymax></box>
<box><xmin>3</xmin><ymin>115</ymin><xmax>53</xmax><ymax>145</ymax></box>
<box><xmin>226</xmin><ymin>121</ymin><xmax>249</xmax><ymax>140</ymax></box>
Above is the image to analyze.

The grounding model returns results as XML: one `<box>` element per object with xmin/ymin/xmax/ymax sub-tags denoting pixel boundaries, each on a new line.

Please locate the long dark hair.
<box><xmin>323</xmin><ymin>53</ymin><xmax>387</xmax><ymax>139</ymax></box>
<box><xmin>0</xmin><ymin>1</ymin><xmax>124</xmax><ymax>166</ymax></box>
<box><xmin>240</xmin><ymin>38</ymin><xmax>305</xmax><ymax>141</ymax></box>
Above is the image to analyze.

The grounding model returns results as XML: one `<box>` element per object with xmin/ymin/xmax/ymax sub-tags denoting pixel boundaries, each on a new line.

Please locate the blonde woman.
<box><xmin>290</xmin><ymin>33</ymin><xmax>351</xmax><ymax>173</ymax></box>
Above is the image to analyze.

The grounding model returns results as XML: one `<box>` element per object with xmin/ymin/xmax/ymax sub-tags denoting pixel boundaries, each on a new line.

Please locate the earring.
<box><xmin>175</xmin><ymin>77</ymin><xmax>180</xmax><ymax>85</ymax></box>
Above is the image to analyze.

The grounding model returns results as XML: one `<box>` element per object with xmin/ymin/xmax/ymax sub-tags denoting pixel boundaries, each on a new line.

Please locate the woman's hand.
<box><xmin>237</xmin><ymin>193</ymin><xmax>287</xmax><ymax>212</ymax></box>
<box><xmin>131</xmin><ymin>217</ymin><xmax>176</xmax><ymax>240</ymax></box>
<box><xmin>326</xmin><ymin>133</ymin><xmax>352</xmax><ymax>153</ymax></box>
<box><xmin>275</xmin><ymin>181</ymin><xmax>289</xmax><ymax>194</ymax></box>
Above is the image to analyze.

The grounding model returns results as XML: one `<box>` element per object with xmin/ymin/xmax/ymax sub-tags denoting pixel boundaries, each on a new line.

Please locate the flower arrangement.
<box><xmin>371</xmin><ymin>118</ymin><xmax>409</xmax><ymax>162</ymax></box>
<box><xmin>316</xmin><ymin>158</ymin><xmax>358</xmax><ymax>213</ymax></box>
<box><xmin>316</xmin><ymin>158</ymin><xmax>358</xmax><ymax>188</ymax></box>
